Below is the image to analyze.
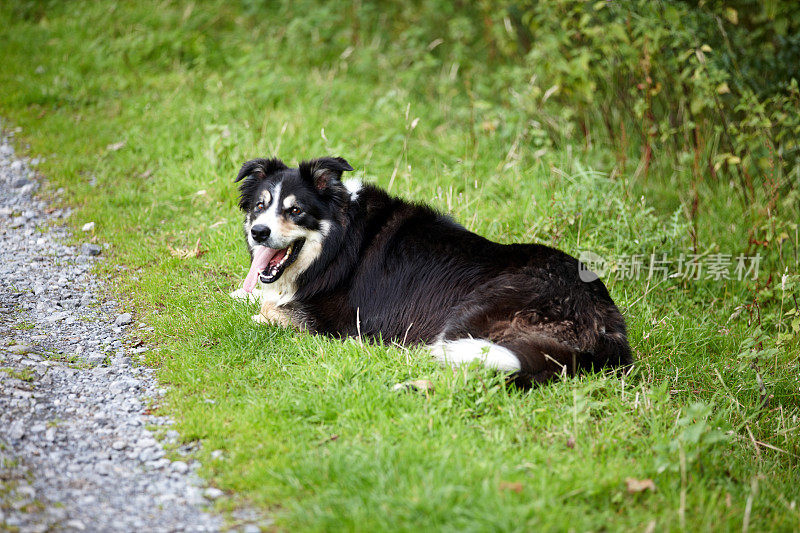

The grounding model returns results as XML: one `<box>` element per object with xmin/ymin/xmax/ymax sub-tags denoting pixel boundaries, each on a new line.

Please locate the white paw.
<box><xmin>230</xmin><ymin>288</ymin><xmax>261</xmax><ymax>304</ymax></box>
<box><xmin>252</xmin><ymin>314</ymin><xmax>268</xmax><ymax>324</ymax></box>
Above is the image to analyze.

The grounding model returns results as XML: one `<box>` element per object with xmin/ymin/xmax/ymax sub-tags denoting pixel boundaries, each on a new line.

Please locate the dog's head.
<box><xmin>235</xmin><ymin>156</ymin><xmax>354</xmax><ymax>291</ymax></box>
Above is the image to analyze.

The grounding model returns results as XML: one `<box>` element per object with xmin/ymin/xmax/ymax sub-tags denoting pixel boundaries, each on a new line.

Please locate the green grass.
<box><xmin>1</xmin><ymin>2</ymin><xmax>799</xmax><ymax>531</ymax></box>
<box><xmin>0</xmin><ymin>367</ymin><xmax>35</xmax><ymax>382</ymax></box>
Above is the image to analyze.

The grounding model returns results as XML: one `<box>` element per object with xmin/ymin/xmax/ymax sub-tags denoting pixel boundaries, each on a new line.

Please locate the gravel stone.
<box><xmin>80</xmin><ymin>243</ymin><xmax>102</xmax><ymax>256</ymax></box>
<box><xmin>9</xmin><ymin>422</ymin><xmax>26</xmax><ymax>440</ymax></box>
<box><xmin>65</xmin><ymin>519</ymin><xmax>86</xmax><ymax>531</ymax></box>
<box><xmin>203</xmin><ymin>488</ymin><xmax>224</xmax><ymax>501</ymax></box>
<box><xmin>85</xmin><ymin>353</ymin><xmax>106</xmax><ymax>366</ymax></box>
<box><xmin>171</xmin><ymin>461</ymin><xmax>189</xmax><ymax>474</ymax></box>
<box><xmin>114</xmin><ymin>313</ymin><xmax>132</xmax><ymax>326</ymax></box>
<box><xmin>8</xmin><ymin>344</ymin><xmax>33</xmax><ymax>354</ymax></box>
<box><xmin>81</xmin><ymin>221</ymin><xmax>95</xmax><ymax>232</ymax></box>
<box><xmin>0</xmin><ymin>126</ymin><xmax>238</xmax><ymax>531</ymax></box>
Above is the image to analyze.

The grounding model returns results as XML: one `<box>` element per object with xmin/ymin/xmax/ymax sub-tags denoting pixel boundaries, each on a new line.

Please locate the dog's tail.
<box><xmin>430</xmin><ymin>332</ymin><xmax>623</xmax><ymax>387</ymax></box>
<box><xmin>429</xmin><ymin>338</ymin><xmax>523</xmax><ymax>373</ymax></box>
<box><xmin>492</xmin><ymin>332</ymin><xmax>583</xmax><ymax>386</ymax></box>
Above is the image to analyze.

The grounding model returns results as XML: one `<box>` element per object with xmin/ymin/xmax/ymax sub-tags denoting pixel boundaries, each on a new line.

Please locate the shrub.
<box><xmin>474</xmin><ymin>1</ymin><xmax>799</xmax><ymax>210</ymax></box>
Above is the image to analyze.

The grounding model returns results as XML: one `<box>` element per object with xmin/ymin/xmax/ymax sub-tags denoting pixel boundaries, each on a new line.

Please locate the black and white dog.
<box><xmin>231</xmin><ymin>157</ymin><xmax>632</xmax><ymax>385</ymax></box>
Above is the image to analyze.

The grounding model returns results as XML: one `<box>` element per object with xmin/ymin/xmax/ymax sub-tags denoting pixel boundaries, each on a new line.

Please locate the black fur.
<box><xmin>237</xmin><ymin>157</ymin><xmax>633</xmax><ymax>386</ymax></box>
<box><xmin>235</xmin><ymin>158</ymin><xmax>288</xmax><ymax>211</ymax></box>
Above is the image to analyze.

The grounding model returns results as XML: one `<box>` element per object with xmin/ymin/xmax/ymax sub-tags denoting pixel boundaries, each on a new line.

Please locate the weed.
<box><xmin>0</xmin><ymin>367</ymin><xmax>35</xmax><ymax>382</ymax></box>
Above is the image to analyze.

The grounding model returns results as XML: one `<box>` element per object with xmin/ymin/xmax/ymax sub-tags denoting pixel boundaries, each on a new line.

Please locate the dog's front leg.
<box><xmin>252</xmin><ymin>300</ymin><xmax>293</xmax><ymax>328</ymax></box>
<box><xmin>231</xmin><ymin>286</ymin><xmax>263</xmax><ymax>304</ymax></box>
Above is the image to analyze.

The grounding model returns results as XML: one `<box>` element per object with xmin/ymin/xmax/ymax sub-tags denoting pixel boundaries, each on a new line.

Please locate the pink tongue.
<box><xmin>243</xmin><ymin>246</ymin><xmax>279</xmax><ymax>293</ymax></box>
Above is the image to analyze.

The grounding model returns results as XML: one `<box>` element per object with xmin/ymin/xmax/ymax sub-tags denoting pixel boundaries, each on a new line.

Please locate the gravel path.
<box><xmin>0</xmin><ymin>127</ymin><xmax>244</xmax><ymax>532</ymax></box>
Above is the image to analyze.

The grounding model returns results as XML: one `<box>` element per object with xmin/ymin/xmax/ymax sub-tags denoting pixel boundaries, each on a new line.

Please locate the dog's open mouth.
<box><xmin>259</xmin><ymin>240</ymin><xmax>304</xmax><ymax>284</ymax></box>
<box><xmin>243</xmin><ymin>240</ymin><xmax>305</xmax><ymax>291</ymax></box>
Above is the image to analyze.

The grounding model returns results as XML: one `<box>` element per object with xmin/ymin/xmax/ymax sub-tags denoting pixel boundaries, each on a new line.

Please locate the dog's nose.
<box><xmin>251</xmin><ymin>224</ymin><xmax>271</xmax><ymax>242</ymax></box>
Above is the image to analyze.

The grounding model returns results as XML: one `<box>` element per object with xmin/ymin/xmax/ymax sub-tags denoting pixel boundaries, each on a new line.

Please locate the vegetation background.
<box><xmin>1</xmin><ymin>0</ymin><xmax>798</xmax><ymax>530</ymax></box>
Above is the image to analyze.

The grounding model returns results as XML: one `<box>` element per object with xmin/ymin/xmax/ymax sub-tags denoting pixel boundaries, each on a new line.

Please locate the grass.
<box><xmin>1</xmin><ymin>1</ymin><xmax>798</xmax><ymax>531</ymax></box>
<box><xmin>0</xmin><ymin>367</ymin><xmax>35</xmax><ymax>382</ymax></box>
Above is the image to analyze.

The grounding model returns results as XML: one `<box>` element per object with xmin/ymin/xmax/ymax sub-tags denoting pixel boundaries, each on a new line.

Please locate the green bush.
<box><xmin>478</xmin><ymin>0</ymin><xmax>799</xmax><ymax>208</ymax></box>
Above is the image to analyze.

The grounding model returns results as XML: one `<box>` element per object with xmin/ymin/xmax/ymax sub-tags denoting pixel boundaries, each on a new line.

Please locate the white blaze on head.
<box><xmin>251</xmin><ymin>182</ymin><xmax>282</xmax><ymax>231</ymax></box>
<box><xmin>246</xmin><ymin>211</ymin><xmax>257</xmax><ymax>249</ymax></box>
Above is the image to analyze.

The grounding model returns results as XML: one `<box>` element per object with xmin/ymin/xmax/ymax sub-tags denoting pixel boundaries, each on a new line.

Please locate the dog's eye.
<box><xmin>287</xmin><ymin>206</ymin><xmax>301</xmax><ymax>216</ymax></box>
<box><xmin>255</xmin><ymin>202</ymin><xmax>265</xmax><ymax>212</ymax></box>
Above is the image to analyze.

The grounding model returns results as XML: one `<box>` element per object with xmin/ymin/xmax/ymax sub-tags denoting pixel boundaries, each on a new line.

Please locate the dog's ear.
<box><xmin>299</xmin><ymin>157</ymin><xmax>354</xmax><ymax>191</ymax></box>
<box><xmin>235</xmin><ymin>158</ymin><xmax>287</xmax><ymax>183</ymax></box>
<box><xmin>236</xmin><ymin>158</ymin><xmax>287</xmax><ymax>211</ymax></box>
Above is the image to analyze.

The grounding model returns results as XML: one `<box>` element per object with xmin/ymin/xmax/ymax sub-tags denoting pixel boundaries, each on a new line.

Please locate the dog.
<box><xmin>231</xmin><ymin>156</ymin><xmax>632</xmax><ymax>386</ymax></box>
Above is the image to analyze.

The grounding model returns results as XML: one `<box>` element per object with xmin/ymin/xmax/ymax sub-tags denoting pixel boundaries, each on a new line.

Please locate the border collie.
<box><xmin>231</xmin><ymin>157</ymin><xmax>632</xmax><ymax>386</ymax></box>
